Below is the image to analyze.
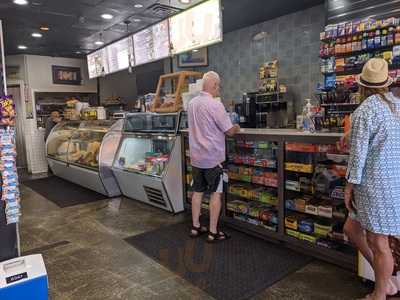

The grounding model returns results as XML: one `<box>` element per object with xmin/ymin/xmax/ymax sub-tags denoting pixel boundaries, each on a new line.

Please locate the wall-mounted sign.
<box><xmin>169</xmin><ymin>0</ymin><xmax>222</xmax><ymax>55</ymax></box>
<box><xmin>106</xmin><ymin>36</ymin><xmax>134</xmax><ymax>74</ymax></box>
<box><xmin>52</xmin><ymin>66</ymin><xmax>82</xmax><ymax>85</ymax></box>
<box><xmin>133</xmin><ymin>19</ymin><xmax>170</xmax><ymax>66</ymax></box>
<box><xmin>87</xmin><ymin>48</ymin><xmax>108</xmax><ymax>79</ymax></box>
<box><xmin>178</xmin><ymin>47</ymin><xmax>209</xmax><ymax>68</ymax></box>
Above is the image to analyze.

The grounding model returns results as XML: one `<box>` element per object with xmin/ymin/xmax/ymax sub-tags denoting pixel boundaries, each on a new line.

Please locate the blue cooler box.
<box><xmin>0</xmin><ymin>254</ymin><xmax>48</xmax><ymax>300</ymax></box>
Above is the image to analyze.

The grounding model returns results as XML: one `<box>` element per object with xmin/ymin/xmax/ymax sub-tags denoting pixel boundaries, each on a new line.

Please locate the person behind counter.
<box><xmin>188</xmin><ymin>71</ymin><xmax>240</xmax><ymax>243</ymax></box>
<box><xmin>45</xmin><ymin>111</ymin><xmax>62</xmax><ymax>140</ymax></box>
<box><xmin>344</xmin><ymin>58</ymin><xmax>400</xmax><ymax>300</ymax></box>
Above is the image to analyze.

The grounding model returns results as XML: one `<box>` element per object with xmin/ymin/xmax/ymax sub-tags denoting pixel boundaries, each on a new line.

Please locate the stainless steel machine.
<box><xmin>46</xmin><ymin>120</ymin><xmax>123</xmax><ymax>197</ymax></box>
<box><xmin>112</xmin><ymin>112</ymin><xmax>184</xmax><ymax>213</ymax></box>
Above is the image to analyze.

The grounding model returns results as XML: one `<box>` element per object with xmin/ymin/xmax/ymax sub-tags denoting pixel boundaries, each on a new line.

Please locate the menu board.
<box><xmin>106</xmin><ymin>36</ymin><xmax>134</xmax><ymax>74</ymax></box>
<box><xmin>169</xmin><ymin>0</ymin><xmax>222</xmax><ymax>55</ymax></box>
<box><xmin>87</xmin><ymin>48</ymin><xmax>108</xmax><ymax>79</ymax></box>
<box><xmin>133</xmin><ymin>19</ymin><xmax>170</xmax><ymax>66</ymax></box>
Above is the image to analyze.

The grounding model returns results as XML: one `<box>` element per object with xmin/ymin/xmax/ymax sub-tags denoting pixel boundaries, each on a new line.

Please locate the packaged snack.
<box><xmin>0</xmin><ymin>96</ymin><xmax>16</xmax><ymax>126</ymax></box>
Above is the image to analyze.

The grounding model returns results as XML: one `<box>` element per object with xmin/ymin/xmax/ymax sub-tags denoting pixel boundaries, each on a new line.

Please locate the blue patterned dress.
<box><xmin>346</xmin><ymin>92</ymin><xmax>400</xmax><ymax>235</ymax></box>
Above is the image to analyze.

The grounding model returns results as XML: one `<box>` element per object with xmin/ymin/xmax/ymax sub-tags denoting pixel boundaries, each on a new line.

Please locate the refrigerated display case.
<box><xmin>112</xmin><ymin>113</ymin><xmax>184</xmax><ymax>213</ymax></box>
<box><xmin>46</xmin><ymin>120</ymin><xmax>122</xmax><ymax>197</ymax></box>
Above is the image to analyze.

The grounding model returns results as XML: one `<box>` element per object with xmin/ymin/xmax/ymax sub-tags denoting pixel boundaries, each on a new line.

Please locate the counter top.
<box><xmin>181</xmin><ymin>128</ymin><xmax>343</xmax><ymax>138</ymax></box>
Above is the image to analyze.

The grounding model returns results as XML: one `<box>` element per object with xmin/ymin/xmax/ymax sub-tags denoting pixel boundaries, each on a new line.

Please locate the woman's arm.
<box><xmin>346</xmin><ymin>109</ymin><xmax>371</xmax><ymax>185</ymax></box>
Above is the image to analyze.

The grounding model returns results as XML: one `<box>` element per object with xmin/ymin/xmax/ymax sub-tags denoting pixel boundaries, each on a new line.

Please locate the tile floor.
<box><xmin>18</xmin><ymin>176</ymin><xmax>373</xmax><ymax>300</ymax></box>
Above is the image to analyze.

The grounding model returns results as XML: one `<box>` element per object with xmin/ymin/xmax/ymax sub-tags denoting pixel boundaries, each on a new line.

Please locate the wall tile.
<box><xmin>173</xmin><ymin>5</ymin><xmax>326</xmax><ymax>112</ymax></box>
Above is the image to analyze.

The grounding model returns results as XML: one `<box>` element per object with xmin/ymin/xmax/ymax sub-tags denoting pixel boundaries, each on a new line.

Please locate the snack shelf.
<box><xmin>227</xmin><ymin>160</ymin><xmax>277</xmax><ymax>170</ymax></box>
<box><xmin>320</xmin><ymin>25</ymin><xmax>398</xmax><ymax>43</ymax></box>
<box><xmin>229</xmin><ymin>178</ymin><xmax>278</xmax><ymax>189</ymax></box>
<box><xmin>320</xmin><ymin>45</ymin><xmax>394</xmax><ymax>59</ymax></box>
<box><xmin>181</xmin><ymin>130</ymin><xmax>356</xmax><ymax>271</ymax></box>
<box><xmin>285</xmin><ymin>207</ymin><xmax>346</xmax><ymax>221</ymax></box>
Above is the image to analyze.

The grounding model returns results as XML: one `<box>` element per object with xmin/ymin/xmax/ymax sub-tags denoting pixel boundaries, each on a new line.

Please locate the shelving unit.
<box><xmin>181</xmin><ymin>130</ymin><xmax>356</xmax><ymax>271</ymax></box>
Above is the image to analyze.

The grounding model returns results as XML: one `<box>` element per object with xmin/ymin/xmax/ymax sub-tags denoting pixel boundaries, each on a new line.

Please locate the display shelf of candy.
<box><xmin>226</xmin><ymin>199</ymin><xmax>278</xmax><ymax>232</ymax></box>
<box><xmin>0</xmin><ymin>96</ymin><xmax>20</xmax><ymax>225</ymax></box>
<box><xmin>228</xmin><ymin>164</ymin><xmax>278</xmax><ymax>188</ymax></box>
<box><xmin>320</xmin><ymin>17</ymin><xmax>400</xmax><ymax>45</ymax></box>
<box><xmin>284</xmin><ymin>142</ymin><xmax>350</xmax><ymax>251</ymax></box>
<box><xmin>227</xmin><ymin>139</ymin><xmax>278</xmax><ymax>170</ymax></box>
<box><xmin>227</xmin><ymin>183</ymin><xmax>278</xmax><ymax>206</ymax></box>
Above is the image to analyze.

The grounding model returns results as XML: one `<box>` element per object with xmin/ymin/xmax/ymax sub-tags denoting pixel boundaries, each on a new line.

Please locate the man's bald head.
<box><xmin>202</xmin><ymin>71</ymin><xmax>221</xmax><ymax>98</ymax></box>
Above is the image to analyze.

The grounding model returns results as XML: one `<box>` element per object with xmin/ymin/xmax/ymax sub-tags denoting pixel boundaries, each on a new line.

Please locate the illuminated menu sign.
<box><xmin>133</xmin><ymin>19</ymin><xmax>170</xmax><ymax>66</ymax></box>
<box><xmin>169</xmin><ymin>0</ymin><xmax>222</xmax><ymax>55</ymax></box>
<box><xmin>106</xmin><ymin>36</ymin><xmax>134</xmax><ymax>74</ymax></box>
<box><xmin>87</xmin><ymin>48</ymin><xmax>108</xmax><ymax>79</ymax></box>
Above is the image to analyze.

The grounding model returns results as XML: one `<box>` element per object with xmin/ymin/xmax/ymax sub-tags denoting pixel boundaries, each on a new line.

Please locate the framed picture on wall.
<box><xmin>177</xmin><ymin>47</ymin><xmax>208</xmax><ymax>68</ymax></box>
<box><xmin>52</xmin><ymin>65</ymin><xmax>82</xmax><ymax>85</ymax></box>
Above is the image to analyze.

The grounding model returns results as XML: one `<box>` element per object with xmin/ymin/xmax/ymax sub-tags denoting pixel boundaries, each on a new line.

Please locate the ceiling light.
<box><xmin>95</xmin><ymin>41</ymin><xmax>104</xmax><ymax>46</ymax></box>
<box><xmin>31</xmin><ymin>32</ymin><xmax>42</xmax><ymax>38</ymax></box>
<box><xmin>40</xmin><ymin>26</ymin><xmax>50</xmax><ymax>31</ymax></box>
<box><xmin>192</xmin><ymin>49</ymin><xmax>199</xmax><ymax>53</ymax></box>
<box><xmin>18</xmin><ymin>45</ymin><xmax>27</xmax><ymax>50</ymax></box>
<box><xmin>179</xmin><ymin>0</ymin><xmax>191</xmax><ymax>3</ymax></box>
<box><xmin>13</xmin><ymin>0</ymin><xmax>28</xmax><ymax>5</ymax></box>
<box><xmin>101</xmin><ymin>14</ymin><xmax>114</xmax><ymax>20</ymax></box>
<box><xmin>133</xmin><ymin>18</ymin><xmax>141</xmax><ymax>22</ymax></box>
<box><xmin>134</xmin><ymin>4</ymin><xmax>143</xmax><ymax>8</ymax></box>
<box><xmin>76</xmin><ymin>51</ymin><xmax>82</xmax><ymax>54</ymax></box>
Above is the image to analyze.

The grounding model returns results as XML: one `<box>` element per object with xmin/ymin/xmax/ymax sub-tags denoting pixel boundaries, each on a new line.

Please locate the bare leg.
<box><xmin>344</xmin><ymin>218</ymin><xmax>374</xmax><ymax>265</ymax></box>
<box><xmin>366</xmin><ymin>231</ymin><xmax>394</xmax><ymax>300</ymax></box>
<box><xmin>209</xmin><ymin>192</ymin><xmax>222</xmax><ymax>234</ymax></box>
<box><xmin>191</xmin><ymin>192</ymin><xmax>203</xmax><ymax>229</ymax></box>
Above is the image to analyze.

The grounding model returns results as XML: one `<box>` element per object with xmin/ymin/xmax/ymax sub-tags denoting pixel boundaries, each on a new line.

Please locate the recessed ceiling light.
<box><xmin>76</xmin><ymin>51</ymin><xmax>82</xmax><ymax>54</ymax></box>
<box><xmin>179</xmin><ymin>0</ymin><xmax>191</xmax><ymax>4</ymax></box>
<box><xmin>31</xmin><ymin>32</ymin><xmax>42</xmax><ymax>38</ymax></box>
<box><xmin>134</xmin><ymin>4</ymin><xmax>143</xmax><ymax>8</ymax></box>
<box><xmin>95</xmin><ymin>41</ymin><xmax>104</xmax><ymax>46</ymax></box>
<box><xmin>101</xmin><ymin>14</ymin><xmax>114</xmax><ymax>20</ymax></box>
<box><xmin>13</xmin><ymin>0</ymin><xmax>28</xmax><ymax>5</ymax></box>
<box><xmin>40</xmin><ymin>26</ymin><xmax>50</xmax><ymax>31</ymax></box>
<box><xmin>18</xmin><ymin>45</ymin><xmax>27</xmax><ymax>50</ymax></box>
<box><xmin>133</xmin><ymin>18</ymin><xmax>141</xmax><ymax>22</ymax></box>
<box><xmin>192</xmin><ymin>49</ymin><xmax>199</xmax><ymax>53</ymax></box>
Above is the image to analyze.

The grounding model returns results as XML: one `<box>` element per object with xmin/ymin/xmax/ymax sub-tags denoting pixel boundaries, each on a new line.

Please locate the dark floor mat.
<box><xmin>23</xmin><ymin>176</ymin><xmax>108</xmax><ymax>208</ymax></box>
<box><xmin>125</xmin><ymin>222</ymin><xmax>313</xmax><ymax>300</ymax></box>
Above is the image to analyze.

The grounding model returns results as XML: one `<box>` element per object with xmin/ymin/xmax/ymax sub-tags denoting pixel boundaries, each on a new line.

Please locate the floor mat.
<box><xmin>125</xmin><ymin>222</ymin><xmax>313</xmax><ymax>300</ymax></box>
<box><xmin>23</xmin><ymin>176</ymin><xmax>108</xmax><ymax>208</ymax></box>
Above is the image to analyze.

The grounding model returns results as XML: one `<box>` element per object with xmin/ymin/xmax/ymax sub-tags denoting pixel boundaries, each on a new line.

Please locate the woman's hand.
<box><xmin>338</xmin><ymin>132</ymin><xmax>350</xmax><ymax>152</ymax></box>
<box><xmin>345</xmin><ymin>182</ymin><xmax>354</xmax><ymax>213</ymax></box>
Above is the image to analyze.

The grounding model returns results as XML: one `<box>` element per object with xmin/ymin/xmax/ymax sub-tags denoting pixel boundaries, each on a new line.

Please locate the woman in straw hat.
<box><xmin>345</xmin><ymin>58</ymin><xmax>400</xmax><ymax>300</ymax></box>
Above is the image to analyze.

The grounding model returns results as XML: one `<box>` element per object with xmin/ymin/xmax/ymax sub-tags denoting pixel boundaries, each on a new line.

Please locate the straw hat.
<box><xmin>356</xmin><ymin>58</ymin><xmax>393</xmax><ymax>88</ymax></box>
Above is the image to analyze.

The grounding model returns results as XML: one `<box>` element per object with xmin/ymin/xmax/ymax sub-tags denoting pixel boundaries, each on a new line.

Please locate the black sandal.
<box><xmin>190</xmin><ymin>225</ymin><xmax>208</xmax><ymax>238</ymax></box>
<box><xmin>206</xmin><ymin>230</ymin><xmax>231</xmax><ymax>243</ymax></box>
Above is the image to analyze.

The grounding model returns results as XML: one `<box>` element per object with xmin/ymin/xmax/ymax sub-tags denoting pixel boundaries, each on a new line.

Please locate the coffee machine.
<box><xmin>238</xmin><ymin>92</ymin><xmax>289</xmax><ymax>128</ymax></box>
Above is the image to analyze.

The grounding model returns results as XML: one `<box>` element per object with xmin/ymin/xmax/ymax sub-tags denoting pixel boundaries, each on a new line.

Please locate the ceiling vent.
<box><xmin>146</xmin><ymin>3</ymin><xmax>182</xmax><ymax>19</ymax></box>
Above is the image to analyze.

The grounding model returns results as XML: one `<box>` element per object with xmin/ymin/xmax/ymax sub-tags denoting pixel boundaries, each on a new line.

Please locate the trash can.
<box><xmin>0</xmin><ymin>254</ymin><xmax>48</xmax><ymax>300</ymax></box>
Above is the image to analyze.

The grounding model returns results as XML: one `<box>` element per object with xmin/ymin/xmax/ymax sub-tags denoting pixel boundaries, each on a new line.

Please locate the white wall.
<box><xmin>24</xmin><ymin>55</ymin><xmax>96</xmax><ymax>92</ymax></box>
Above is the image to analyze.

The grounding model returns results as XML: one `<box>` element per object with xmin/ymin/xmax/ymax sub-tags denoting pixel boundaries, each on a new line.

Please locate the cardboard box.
<box><xmin>285</xmin><ymin>216</ymin><xmax>298</xmax><ymax>230</ymax></box>
<box><xmin>299</xmin><ymin>233</ymin><xmax>317</xmax><ymax>244</ymax></box>
<box><xmin>286</xmin><ymin>143</ymin><xmax>317</xmax><ymax>153</ymax></box>
<box><xmin>285</xmin><ymin>163</ymin><xmax>314</xmax><ymax>174</ymax></box>
<box><xmin>286</xmin><ymin>229</ymin><xmax>300</xmax><ymax>238</ymax></box>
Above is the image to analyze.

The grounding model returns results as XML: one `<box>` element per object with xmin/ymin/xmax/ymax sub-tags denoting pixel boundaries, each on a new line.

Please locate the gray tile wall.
<box><xmin>170</xmin><ymin>4</ymin><xmax>325</xmax><ymax>113</ymax></box>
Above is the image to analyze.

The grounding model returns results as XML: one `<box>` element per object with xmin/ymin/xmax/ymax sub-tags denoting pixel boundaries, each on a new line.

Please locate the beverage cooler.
<box><xmin>46</xmin><ymin>120</ymin><xmax>123</xmax><ymax>197</ymax></box>
<box><xmin>112</xmin><ymin>113</ymin><xmax>184</xmax><ymax>213</ymax></box>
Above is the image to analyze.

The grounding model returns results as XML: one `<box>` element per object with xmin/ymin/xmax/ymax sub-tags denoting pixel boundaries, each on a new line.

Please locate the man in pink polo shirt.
<box><xmin>188</xmin><ymin>71</ymin><xmax>240</xmax><ymax>242</ymax></box>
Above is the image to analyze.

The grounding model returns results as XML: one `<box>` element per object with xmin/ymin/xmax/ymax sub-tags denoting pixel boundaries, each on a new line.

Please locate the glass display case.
<box><xmin>226</xmin><ymin>137</ymin><xmax>279</xmax><ymax>233</ymax></box>
<box><xmin>112</xmin><ymin>113</ymin><xmax>184</xmax><ymax>213</ymax></box>
<box><xmin>46</xmin><ymin>120</ymin><xmax>122</xmax><ymax>197</ymax></box>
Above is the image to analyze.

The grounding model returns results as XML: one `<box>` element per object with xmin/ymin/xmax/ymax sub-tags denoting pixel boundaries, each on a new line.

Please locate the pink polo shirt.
<box><xmin>188</xmin><ymin>91</ymin><xmax>233</xmax><ymax>169</ymax></box>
